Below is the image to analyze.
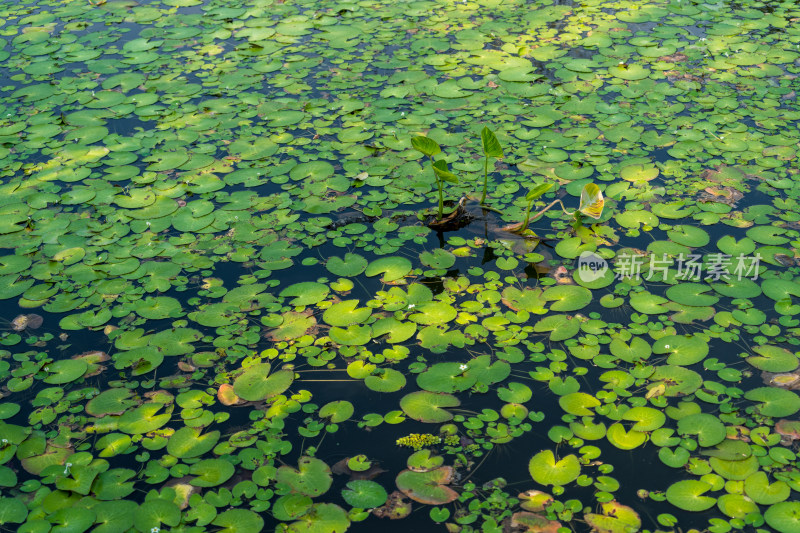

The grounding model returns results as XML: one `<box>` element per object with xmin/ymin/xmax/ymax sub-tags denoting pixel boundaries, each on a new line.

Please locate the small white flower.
<box><xmin>459</xmin><ymin>364</ymin><xmax>468</xmax><ymax>371</ymax></box>
<box><xmin>146</xmin><ymin>221</ymin><xmax>151</xmax><ymax>227</ymax></box>
<box><xmin>151</xmin><ymin>528</ymin><xmax>160</xmax><ymax>533</ymax></box>
<box><xmin>407</xmin><ymin>303</ymin><xmax>415</xmax><ymax>309</ymax></box>
<box><xmin>64</xmin><ymin>462</ymin><xmax>72</xmax><ymax>475</ymax></box>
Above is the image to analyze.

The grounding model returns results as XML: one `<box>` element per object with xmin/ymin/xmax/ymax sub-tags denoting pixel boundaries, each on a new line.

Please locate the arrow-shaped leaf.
<box><xmin>432</xmin><ymin>159</ymin><xmax>458</xmax><ymax>184</ymax></box>
<box><xmin>578</xmin><ymin>183</ymin><xmax>604</xmax><ymax>219</ymax></box>
<box><xmin>411</xmin><ymin>136</ymin><xmax>441</xmax><ymax>157</ymax></box>
<box><xmin>481</xmin><ymin>127</ymin><xmax>503</xmax><ymax>158</ymax></box>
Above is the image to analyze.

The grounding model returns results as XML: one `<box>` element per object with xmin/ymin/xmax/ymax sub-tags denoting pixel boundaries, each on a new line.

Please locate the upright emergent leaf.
<box><xmin>481</xmin><ymin>127</ymin><xmax>503</xmax><ymax>158</ymax></box>
<box><xmin>578</xmin><ymin>183</ymin><xmax>604</xmax><ymax>219</ymax></box>
<box><xmin>432</xmin><ymin>160</ymin><xmax>458</xmax><ymax>184</ymax></box>
<box><xmin>526</xmin><ymin>183</ymin><xmax>553</xmax><ymax>201</ymax></box>
<box><xmin>411</xmin><ymin>136</ymin><xmax>441</xmax><ymax>157</ymax></box>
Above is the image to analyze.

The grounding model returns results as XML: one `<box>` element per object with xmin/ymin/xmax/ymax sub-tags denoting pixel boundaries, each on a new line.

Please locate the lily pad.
<box><xmin>341</xmin><ymin>480</ymin><xmax>388</xmax><ymax>508</ymax></box>
<box><xmin>396</xmin><ymin>467</ymin><xmax>458</xmax><ymax>505</ymax></box>
<box><xmin>233</xmin><ymin>363</ymin><xmax>294</xmax><ymax>401</ymax></box>
<box><xmin>765</xmin><ymin>501</ymin><xmax>800</xmax><ymax>533</ymax></box>
<box><xmin>399</xmin><ymin>391</ymin><xmax>460</xmax><ymax>423</ymax></box>
<box><xmin>666</xmin><ymin>480</ymin><xmax>717</xmax><ymax>512</ymax></box>
<box><xmin>528</xmin><ymin>450</ymin><xmax>580</xmax><ymax>487</ymax></box>
<box><xmin>276</xmin><ymin>457</ymin><xmax>333</xmax><ymax>497</ymax></box>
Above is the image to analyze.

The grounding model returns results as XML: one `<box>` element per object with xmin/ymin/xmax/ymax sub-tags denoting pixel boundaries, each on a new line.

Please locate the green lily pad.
<box><xmin>166</xmin><ymin>427</ymin><xmax>220</xmax><ymax>459</ymax></box>
<box><xmin>323</xmin><ymin>300</ymin><xmax>372</xmax><ymax>327</ymax></box>
<box><xmin>365</xmin><ymin>256</ymin><xmax>412</xmax><ymax>282</ymax></box>
<box><xmin>667</xmin><ymin>225</ymin><xmax>710</xmax><ymax>247</ymax></box>
<box><xmin>85</xmin><ymin>388</ymin><xmax>137</xmax><ymax>417</ymax></box>
<box><xmin>280</xmin><ymin>282</ymin><xmax>330</xmax><ymax>306</ymax></box>
<box><xmin>677</xmin><ymin>413</ymin><xmax>726</xmax><ymax>447</ymax></box>
<box><xmin>396</xmin><ymin>467</ymin><xmax>458</xmax><ymax>505</ymax></box>
<box><xmin>283</xmin><ymin>503</ymin><xmax>349</xmax><ymax>533</ymax></box>
<box><xmin>364</xmin><ymin>368</ymin><xmax>407</xmax><ymax>393</ymax></box>
<box><xmin>409</xmin><ymin>302</ymin><xmax>457</xmax><ymax>325</ymax></box>
<box><xmin>542</xmin><ymin>285</ymin><xmax>592</xmax><ymax>312</ymax></box>
<box><xmin>665</xmin><ymin>284</ymin><xmax>719</xmax><ymax>307</ymax></box>
<box><xmin>747</xmin><ymin>345</ymin><xmax>799</xmax><ymax>372</ymax></box>
<box><xmin>326</xmin><ymin>253</ymin><xmax>368</xmax><ymax>277</ymax></box>
<box><xmin>233</xmin><ymin>363</ymin><xmax>294</xmax><ymax>401</ymax></box>
<box><xmin>765</xmin><ymin>502</ymin><xmax>800</xmax><ymax>533</ymax></box>
<box><xmin>43</xmin><ymin>359</ymin><xmax>88</xmax><ymax>384</ymax></box>
<box><xmin>717</xmin><ymin>494</ymin><xmax>759</xmax><ymax>519</ymax></box>
<box><xmin>272</xmin><ymin>495</ymin><xmax>313</xmax><ymax>521</ymax></box>
<box><xmin>666</xmin><ymin>480</ymin><xmax>717</xmax><ymax>512</ymax></box>
<box><xmin>558</xmin><ymin>392</ymin><xmax>600</xmax><ymax>416</ymax></box>
<box><xmin>0</xmin><ymin>498</ymin><xmax>27</xmax><ymax>525</ymax></box>
<box><xmin>606</xmin><ymin>423</ymin><xmax>648</xmax><ymax>450</ymax></box>
<box><xmin>652</xmin><ymin>335</ymin><xmax>709</xmax><ymax>366</ymax></box>
<box><xmin>420</xmin><ymin>249</ymin><xmax>456</xmax><ymax>270</ymax></box>
<box><xmin>190</xmin><ymin>458</ymin><xmax>235</xmax><ymax>487</ymax></box>
<box><xmin>341</xmin><ymin>480</ymin><xmax>388</xmax><ymax>508</ymax></box>
<box><xmin>399</xmin><ymin>391</ymin><xmax>460</xmax><ymax>423</ymax></box>
<box><xmin>329</xmin><ymin>324</ymin><xmax>372</xmax><ymax>345</ymax></box>
<box><xmin>212</xmin><ymin>509</ymin><xmax>265</xmax><ymax>533</ymax></box>
<box><xmin>528</xmin><ymin>450</ymin><xmax>580</xmax><ymax>487</ymax></box>
<box><xmin>745</xmin><ymin>387</ymin><xmax>800</xmax><ymax>417</ymax></box>
<box><xmin>744</xmin><ymin>472</ymin><xmax>791</xmax><ymax>505</ymax></box>
<box><xmin>134</xmin><ymin>499</ymin><xmax>180</xmax><ymax>532</ymax></box>
<box><xmin>319</xmin><ymin>401</ymin><xmax>354</xmax><ymax>423</ymax></box>
<box><xmin>276</xmin><ymin>456</ymin><xmax>332</xmax><ymax>497</ymax></box>
<box><xmin>623</xmin><ymin>406</ymin><xmax>666</xmax><ymax>432</ymax></box>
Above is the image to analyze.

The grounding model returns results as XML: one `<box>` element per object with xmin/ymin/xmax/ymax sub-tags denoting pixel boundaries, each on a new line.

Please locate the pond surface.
<box><xmin>1</xmin><ymin>0</ymin><xmax>800</xmax><ymax>532</ymax></box>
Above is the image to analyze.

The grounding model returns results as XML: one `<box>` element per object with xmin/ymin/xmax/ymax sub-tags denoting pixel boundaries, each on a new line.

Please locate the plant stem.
<box><xmin>437</xmin><ymin>178</ymin><xmax>444</xmax><ymax>220</ymax></box>
<box><xmin>528</xmin><ymin>199</ymin><xmax>575</xmax><ymax>224</ymax></box>
<box><xmin>429</xmin><ymin>155</ymin><xmax>443</xmax><ymax>220</ymax></box>
<box><xmin>520</xmin><ymin>198</ymin><xmax>533</xmax><ymax>231</ymax></box>
<box><xmin>480</xmin><ymin>155</ymin><xmax>489</xmax><ymax>205</ymax></box>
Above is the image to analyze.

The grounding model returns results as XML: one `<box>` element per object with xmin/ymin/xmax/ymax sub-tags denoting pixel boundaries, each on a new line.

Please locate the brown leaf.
<box><xmin>373</xmin><ymin>491</ymin><xmax>412</xmax><ymax>519</ymax></box>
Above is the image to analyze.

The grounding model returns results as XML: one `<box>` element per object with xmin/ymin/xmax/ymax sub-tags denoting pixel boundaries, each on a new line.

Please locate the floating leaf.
<box><xmin>167</xmin><ymin>427</ymin><xmax>220</xmax><ymax>459</ymax></box>
<box><xmin>280</xmin><ymin>282</ymin><xmax>330</xmax><ymax>306</ymax></box>
<box><xmin>365</xmin><ymin>256</ymin><xmax>412</xmax><ymax>282</ymax></box>
<box><xmin>233</xmin><ymin>363</ymin><xmax>294</xmax><ymax>402</ymax></box>
<box><xmin>190</xmin><ymin>458</ymin><xmax>235</xmax><ymax>487</ymax></box>
<box><xmin>399</xmin><ymin>391</ymin><xmax>460</xmax><ymax>423</ymax></box>
<box><xmin>276</xmin><ymin>457</ymin><xmax>333</xmax><ymax>497</ymax></box>
<box><xmin>342</xmin><ymin>480</ymin><xmax>388</xmax><ymax>508</ymax></box>
<box><xmin>666</xmin><ymin>480</ymin><xmax>717</xmax><ymax>511</ymax></box>
<box><xmin>323</xmin><ymin>300</ymin><xmax>372</xmax><ymax>327</ymax></box>
<box><xmin>326</xmin><ymin>253</ymin><xmax>368</xmax><ymax>277</ymax></box>
<box><xmin>677</xmin><ymin>413</ymin><xmax>726</xmax><ymax>447</ymax></box>
<box><xmin>745</xmin><ymin>387</ymin><xmax>800</xmax><ymax>417</ymax></box>
<box><xmin>212</xmin><ymin>509</ymin><xmax>265</xmax><ymax>533</ymax></box>
<box><xmin>748</xmin><ymin>345</ymin><xmax>799</xmax><ymax>372</ymax></box>
<box><xmin>652</xmin><ymin>335</ymin><xmax>709</xmax><ymax>366</ymax></box>
<box><xmin>765</xmin><ymin>501</ymin><xmax>800</xmax><ymax>533</ymax></box>
<box><xmin>528</xmin><ymin>450</ymin><xmax>580</xmax><ymax>487</ymax></box>
<box><xmin>396</xmin><ymin>467</ymin><xmax>458</xmax><ymax>505</ymax></box>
